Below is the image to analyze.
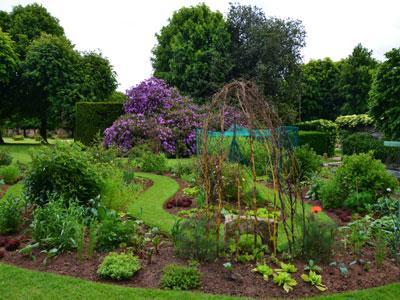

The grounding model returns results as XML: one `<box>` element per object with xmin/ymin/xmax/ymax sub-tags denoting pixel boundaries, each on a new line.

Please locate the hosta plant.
<box><xmin>275</xmin><ymin>262</ymin><xmax>297</xmax><ymax>273</ymax></box>
<box><xmin>273</xmin><ymin>272</ymin><xmax>297</xmax><ymax>293</ymax></box>
<box><xmin>304</xmin><ymin>259</ymin><xmax>323</xmax><ymax>273</ymax></box>
<box><xmin>301</xmin><ymin>271</ymin><xmax>327</xmax><ymax>291</ymax></box>
<box><xmin>251</xmin><ymin>264</ymin><xmax>274</xmax><ymax>281</ymax></box>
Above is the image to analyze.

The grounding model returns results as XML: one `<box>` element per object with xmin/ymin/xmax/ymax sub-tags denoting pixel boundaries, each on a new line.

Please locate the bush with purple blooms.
<box><xmin>104</xmin><ymin>77</ymin><xmax>201</xmax><ymax>156</ymax></box>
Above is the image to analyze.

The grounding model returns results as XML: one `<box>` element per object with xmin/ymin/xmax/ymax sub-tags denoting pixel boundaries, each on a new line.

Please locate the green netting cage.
<box><xmin>196</xmin><ymin>124</ymin><xmax>299</xmax><ymax>165</ymax></box>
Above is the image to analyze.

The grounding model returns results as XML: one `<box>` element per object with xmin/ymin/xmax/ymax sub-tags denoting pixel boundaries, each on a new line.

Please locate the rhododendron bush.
<box><xmin>104</xmin><ymin>77</ymin><xmax>200</xmax><ymax>156</ymax></box>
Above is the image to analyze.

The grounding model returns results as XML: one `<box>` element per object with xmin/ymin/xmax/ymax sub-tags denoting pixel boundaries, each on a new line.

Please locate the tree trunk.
<box><xmin>40</xmin><ymin>117</ymin><xmax>48</xmax><ymax>144</ymax></box>
<box><xmin>0</xmin><ymin>130</ymin><xmax>4</xmax><ymax>144</ymax></box>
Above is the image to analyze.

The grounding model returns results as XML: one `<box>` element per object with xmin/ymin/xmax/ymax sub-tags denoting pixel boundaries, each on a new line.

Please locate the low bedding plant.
<box><xmin>97</xmin><ymin>252</ymin><xmax>141</xmax><ymax>280</ymax></box>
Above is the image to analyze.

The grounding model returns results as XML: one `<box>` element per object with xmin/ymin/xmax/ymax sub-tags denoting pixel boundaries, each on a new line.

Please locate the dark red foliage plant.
<box><xmin>5</xmin><ymin>238</ymin><xmax>20</xmax><ymax>251</ymax></box>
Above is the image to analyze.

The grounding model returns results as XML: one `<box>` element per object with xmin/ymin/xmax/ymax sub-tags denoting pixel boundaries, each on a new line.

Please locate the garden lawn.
<box><xmin>0</xmin><ymin>263</ymin><xmax>243</xmax><ymax>300</ymax></box>
<box><xmin>127</xmin><ymin>172</ymin><xmax>179</xmax><ymax>234</ymax></box>
<box><xmin>0</xmin><ymin>262</ymin><xmax>398</xmax><ymax>300</ymax></box>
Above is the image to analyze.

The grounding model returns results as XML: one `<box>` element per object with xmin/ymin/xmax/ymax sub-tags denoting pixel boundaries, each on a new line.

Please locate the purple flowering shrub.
<box><xmin>104</xmin><ymin>77</ymin><xmax>200</xmax><ymax>156</ymax></box>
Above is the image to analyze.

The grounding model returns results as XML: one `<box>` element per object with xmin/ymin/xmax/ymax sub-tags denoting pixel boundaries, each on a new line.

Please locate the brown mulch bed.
<box><xmin>1</xmin><ymin>231</ymin><xmax>399</xmax><ymax>299</ymax></box>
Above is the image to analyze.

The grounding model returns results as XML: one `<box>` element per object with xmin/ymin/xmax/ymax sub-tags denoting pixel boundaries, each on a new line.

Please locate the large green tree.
<box><xmin>339</xmin><ymin>44</ymin><xmax>378</xmax><ymax>115</ymax></box>
<box><xmin>21</xmin><ymin>34</ymin><xmax>81</xmax><ymax>141</ymax></box>
<box><xmin>300</xmin><ymin>58</ymin><xmax>342</xmax><ymax>120</ymax></box>
<box><xmin>79</xmin><ymin>51</ymin><xmax>117</xmax><ymax>101</ymax></box>
<box><xmin>152</xmin><ymin>4</ymin><xmax>232</xmax><ymax>101</ymax></box>
<box><xmin>369</xmin><ymin>48</ymin><xmax>400</xmax><ymax>139</ymax></box>
<box><xmin>6</xmin><ymin>3</ymin><xmax>64</xmax><ymax>57</ymax></box>
<box><xmin>0</xmin><ymin>28</ymin><xmax>19</xmax><ymax>144</ymax></box>
<box><xmin>227</xmin><ymin>3</ymin><xmax>306</xmax><ymax>122</ymax></box>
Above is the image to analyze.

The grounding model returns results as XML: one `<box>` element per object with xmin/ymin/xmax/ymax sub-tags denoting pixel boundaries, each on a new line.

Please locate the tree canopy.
<box><xmin>300</xmin><ymin>58</ymin><xmax>341</xmax><ymax>120</ymax></box>
<box><xmin>369</xmin><ymin>48</ymin><xmax>400</xmax><ymax>139</ymax></box>
<box><xmin>227</xmin><ymin>3</ymin><xmax>306</xmax><ymax>122</ymax></box>
<box><xmin>339</xmin><ymin>44</ymin><xmax>377</xmax><ymax>115</ymax></box>
<box><xmin>152</xmin><ymin>3</ymin><xmax>232</xmax><ymax>102</ymax></box>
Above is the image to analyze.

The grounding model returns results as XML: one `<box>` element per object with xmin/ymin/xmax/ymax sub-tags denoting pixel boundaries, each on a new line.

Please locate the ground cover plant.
<box><xmin>97</xmin><ymin>252</ymin><xmax>141</xmax><ymax>280</ymax></box>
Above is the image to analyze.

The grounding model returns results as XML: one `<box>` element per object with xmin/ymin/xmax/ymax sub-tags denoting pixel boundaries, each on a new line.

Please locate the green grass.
<box><xmin>0</xmin><ymin>263</ymin><xmax>243</xmax><ymax>300</ymax></box>
<box><xmin>127</xmin><ymin>172</ymin><xmax>179</xmax><ymax>234</ymax></box>
<box><xmin>0</xmin><ymin>262</ymin><xmax>398</xmax><ymax>300</ymax></box>
<box><xmin>308</xmin><ymin>283</ymin><xmax>400</xmax><ymax>300</ymax></box>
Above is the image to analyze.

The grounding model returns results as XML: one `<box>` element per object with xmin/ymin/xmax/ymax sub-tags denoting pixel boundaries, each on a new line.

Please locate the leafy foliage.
<box><xmin>320</xmin><ymin>153</ymin><xmax>397</xmax><ymax>211</ymax></box>
<box><xmin>369</xmin><ymin>48</ymin><xmax>400</xmax><ymax>139</ymax></box>
<box><xmin>171</xmin><ymin>218</ymin><xmax>220</xmax><ymax>262</ymax></box>
<box><xmin>160</xmin><ymin>264</ymin><xmax>201</xmax><ymax>290</ymax></box>
<box><xmin>30</xmin><ymin>196</ymin><xmax>84</xmax><ymax>253</ymax></box>
<box><xmin>0</xmin><ymin>165</ymin><xmax>19</xmax><ymax>184</ymax></box>
<box><xmin>293</xmin><ymin>145</ymin><xmax>322</xmax><ymax>183</ymax></box>
<box><xmin>301</xmin><ymin>271</ymin><xmax>327</xmax><ymax>291</ymax></box>
<box><xmin>97</xmin><ymin>252</ymin><xmax>141</xmax><ymax>280</ymax></box>
<box><xmin>24</xmin><ymin>142</ymin><xmax>103</xmax><ymax>207</ymax></box>
<box><xmin>152</xmin><ymin>4</ymin><xmax>232</xmax><ymax>101</ymax></box>
<box><xmin>227</xmin><ymin>3</ymin><xmax>305</xmax><ymax>122</ymax></box>
<box><xmin>0</xmin><ymin>194</ymin><xmax>25</xmax><ymax>234</ymax></box>
<box><xmin>339</xmin><ymin>44</ymin><xmax>378</xmax><ymax>115</ymax></box>
<box><xmin>300</xmin><ymin>58</ymin><xmax>342</xmax><ymax>120</ymax></box>
<box><xmin>251</xmin><ymin>264</ymin><xmax>274</xmax><ymax>281</ymax></box>
<box><xmin>273</xmin><ymin>272</ymin><xmax>297</xmax><ymax>293</ymax></box>
<box><xmin>335</xmin><ymin>114</ymin><xmax>374</xmax><ymax>132</ymax></box>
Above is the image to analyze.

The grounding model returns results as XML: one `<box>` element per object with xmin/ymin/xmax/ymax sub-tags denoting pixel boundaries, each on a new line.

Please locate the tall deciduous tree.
<box><xmin>0</xmin><ymin>29</ymin><xmax>18</xmax><ymax>144</ymax></box>
<box><xmin>152</xmin><ymin>4</ymin><xmax>232</xmax><ymax>102</ymax></box>
<box><xmin>21</xmin><ymin>34</ymin><xmax>81</xmax><ymax>141</ymax></box>
<box><xmin>227</xmin><ymin>3</ymin><xmax>306</xmax><ymax>122</ymax></box>
<box><xmin>79</xmin><ymin>51</ymin><xmax>117</xmax><ymax>101</ymax></box>
<box><xmin>6</xmin><ymin>3</ymin><xmax>64</xmax><ymax>57</ymax></box>
<box><xmin>339</xmin><ymin>44</ymin><xmax>378</xmax><ymax>115</ymax></box>
<box><xmin>369</xmin><ymin>48</ymin><xmax>400</xmax><ymax>139</ymax></box>
<box><xmin>300</xmin><ymin>58</ymin><xmax>342</xmax><ymax>120</ymax></box>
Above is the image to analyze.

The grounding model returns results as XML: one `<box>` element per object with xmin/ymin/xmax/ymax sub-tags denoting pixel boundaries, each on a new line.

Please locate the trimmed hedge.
<box><xmin>296</xmin><ymin>119</ymin><xmax>337</xmax><ymax>157</ymax></box>
<box><xmin>299</xmin><ymin>131</ymin><xmax>332</xmax><ymax>156</ymax></box>
<box><xmin>335</xmin><ymin>114</ymin><xmax>374</xmax><ymax>132</ymax></box>
<box><xmin>75</xmin><ymin>102</ymin><xmax>122</xmax><ymax>145</ymax></box>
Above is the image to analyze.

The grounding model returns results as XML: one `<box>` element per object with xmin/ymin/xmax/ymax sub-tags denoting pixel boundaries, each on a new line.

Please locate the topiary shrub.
<box><xmin>0</xmin><ymin>150</ymin><xmax>12</xmax><ymax>166</ymax></box>
<box><xmin>297</xmin><ymin>119</ymin><xmax>337</xmax><ymax>157</ymax></box>
<box><xmin>97</xmin><ymin>252</ymin><xmax>141</xmax><ymax>280</ymax></box>
<box><xmin>335</xmin><ymin>114</ymin><xmax>374</xmax><ymax>132</ymax></box>
<box><xmin>298</xmin><ymin>131</ymin><xmax>332</xmax><ymax>156</ymax></box>
<box><xmin>160</xmin><ymin>264</ymin><xmax>201</xmax><ymax>290</ymax></box>
<box><xmin>320</xmin><ymin>153</ymin><xmax>398</xmax><ymax>212</ymax></box>
<box><xmin>24</xmin><ymin>142</ymin><xmax>103</xmax><ymax>207</ymax></box>
<box><xmin>75</xmin><ymin>102</ymin><xmax>123</xmax><ymax>145</ymax></box>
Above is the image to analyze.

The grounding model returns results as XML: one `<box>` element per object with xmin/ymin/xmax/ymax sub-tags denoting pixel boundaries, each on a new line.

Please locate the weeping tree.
<box><xmin>198</xmin><ymin>81</ymin><xmax>306</xmax><ymax>257</ymax></box>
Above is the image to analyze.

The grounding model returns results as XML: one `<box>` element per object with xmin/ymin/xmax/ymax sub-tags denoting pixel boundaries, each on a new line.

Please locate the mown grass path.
<box><xmin>127</xmin><ymin>172</ymin><xmax>179</xmax><ymax>235</ymax></box>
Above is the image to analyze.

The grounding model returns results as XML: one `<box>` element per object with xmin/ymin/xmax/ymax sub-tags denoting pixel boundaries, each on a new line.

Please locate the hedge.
<box><xmin>299</xmin><ymin>131</ymin><xmax>333</xmax><ymax>156</ymax></box>
<box><xmin>335</xmin><ymin>114</ymin><xmax>374</xmax><ymax>132</ymax></box>
<box><xmin>296</xmin><ymin>119</ymin><xmax>337</xmax><ymax>157</ymax></box>
<box><xmin>75</xmin><ymin>102</ymin><xmax>123</xmax><ymax>145</ymax></box>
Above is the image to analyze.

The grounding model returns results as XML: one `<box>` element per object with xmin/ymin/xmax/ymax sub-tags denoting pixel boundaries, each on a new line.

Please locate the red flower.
<box><xmin>311</xmin><ymin>205</ymin><xmax>322</xmax><ymax>214</ymax></box>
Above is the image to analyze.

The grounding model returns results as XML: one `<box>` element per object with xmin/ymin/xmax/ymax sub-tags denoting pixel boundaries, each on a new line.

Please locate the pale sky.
<box><xmin>1</xmin><ymin>0</ymin><xmax>399</xmax><ymax>92</ymax></box>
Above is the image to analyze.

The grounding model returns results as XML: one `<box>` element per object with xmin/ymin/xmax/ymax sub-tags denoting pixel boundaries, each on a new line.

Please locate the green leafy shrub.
<box><xmin>97</xmin><ymin>252</ymin><xmax>141</xmax><ymax>280</ymax></box>
<box><xmin>320</xmin><ymin>153</ymin><xmax>397</xmax><ymax>212</ymax></box>
<box><xmin>297</xmin><ymin>119</ymin><xmax>337</xmax><ymax>156</ymax></box>
<box><xmin>302</xmin><ymin>215</ymin><xmax>337</xmax><ymax>263</ymax></box>
<box><xmin>0</xmin><ymin>165</ymin><xmax>20</xmax><ymax>184</ymax></box>
<box><xmin>95</xmin><ymin>210</ymin><xmax>139</xmax><ymax>252</ymax></box>
<box><xmin>293</xmin><ymin>145</ymin><xmax>322</xmax><ymax>182</ymax></box>
<box><xmin>0</xmin><ymin>150</ymin><xmax>12</xmax><ymax>166</ymax></box>
<box><xmin>301</xmin><ymin>271</ymin><xmax>327</xmax><ymax>291</ymax></box>
<box><xmin>171</xmin><ymin>218</ymin><xmax>220</xmax><ymax>261</ymax></box>
<box><xmin>299</xmin><ymin>131</ymin><xmax>333</xmax><ymax>156</ymax></box>
<box><xmin>335</xmin><ymin>114</ymin><xmax>374</xmax><ymax>132</ymax></box>
<box><xmin>273</xmin><ymin>271</ymin><xmax>297</xmax><ymax>293</ymax></box>
<box><xmin>160</xmin><ymin>264</ymin><xmax>201</xmax><ymax>290</ymax></box>
<box><xmin>24</xmin><ymin>142</ymin><xmax>103</xmax><ymax>207</ymax></box>
<box><xmin>140</xmin><ymin>152</ymin><xmax>167</xmax><ymax>173</ymax></box>
<box><xmin>31</xmin><ymin>196</ymin><xmax>84</xmax><ymax>252</ymax></box>
<box><xmin>0</xmin><ymin>195</ymin><xmax>25</xmax><ymax>234</ymax></box>
<box><xmin>75</xmin><ymin>102</ymin><xmax>123</xmax><ymax>145</ymax></box>
<box><xmin>342</xmin><ymin>132</ymin><xmax>383</xmax><ymax>156</ymax></box>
